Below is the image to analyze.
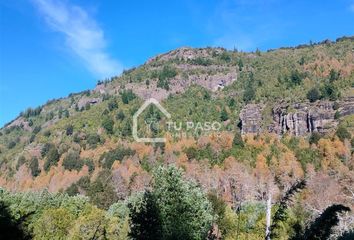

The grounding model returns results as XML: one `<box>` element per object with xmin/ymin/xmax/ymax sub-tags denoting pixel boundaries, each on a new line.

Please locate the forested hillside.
<box><xmin>1</xmin><ymin>36</ymin><xmax>354</xmax><ymax>239</ymax></box>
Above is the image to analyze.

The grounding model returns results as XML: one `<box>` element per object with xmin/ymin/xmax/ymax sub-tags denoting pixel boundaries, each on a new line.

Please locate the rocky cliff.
<box><xmin>240</xmin><ymin>97</ymin><xmax>354</xmax><ymax>136</ymax></box>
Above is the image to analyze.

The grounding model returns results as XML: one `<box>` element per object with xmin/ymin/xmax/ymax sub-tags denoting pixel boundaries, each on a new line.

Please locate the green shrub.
<box><xmin>157</xmin><ymin>78</ymin><xmax>170</xmax><ymax>90</ymax></box>
<box><xmin>32</xmin><ymin>126</ymin><xmax>41</xmax><ymax>134</ymax></box>
<box><xmin>321</xmin><ymin>83</ymin><xmax>339</xmax><ymax>100</ymax></box>
<box><xmin>87</xmin><ymin>133</ymin><xmax>102</xmax><ymax>148</ymax></box>
<box><xmin>121</xmin><ymin>89</ymin><xmax>136</xmax><ymax>104</ymax></box>
<box><xmin>228</xmin><ymin>98</ymin><xmax>236</xmax><ymax>108</ymax></box>
<box><xmin>219</xmin><ymin>51</ymin><xmax>231</xmax><ymax>62</ymax></box>
<box><xmin>159</xmin><ymin>65</ymin><xmax>177</xmax><ymax>81</ymax></box>
<box><xmin>116</xmin><ymin>110</ymin><xmax>125</xmax><ymax>121</ymax></box>
<box><xmin>309</xmin><ymin>132</ymin><xmax>322</xmax><ymax>144</ymax></box>
<box><xmin>299</xmin><ymin>56</ymin><xmax>305</xmax><ymax>65</ymax></box>
<box><xmin>102</xmin><ymin>117</ymin><xmax>114</xmax><ymax>134</ymax></box>
<box><xmin>296</xmin><ymin>148</ymin><xmax>321</xmax><ymax>170</ymax></box>
<box><xmin>232</xmin><ymin>131</ymin><xmax>244</xmax><ymax>147</ymax></box>
<box><xmin>16</xmin><ymin>156</ymin><xmax>26</xmax><ymax>170</ymax></box>
<box><xmin>84</xmin><ymin>159</ymin><xmax>95</xmax><ymax>173</ymax></box>
<box><xmin>100</xmin><ymin>146</ymin><xmax>135</xmax><ymax>169</ymax></box>
<box><xmin>220</xmin><ymin>108</ymin><xmax>229</xmax><ymax>121</ymax></box>
<box><xmin>329</xmin><ymin>69</ymin><xmax>340</xmax><ymax>82</ymax></box>
<box><xmin>121</xmin><ymin>120</ymin><xmax>132</xmax><ymax>137</ymax></box>
<box><xmin>21</xmin><ymin>106</ymin><xmax>42</xmax><ymax>118</ymax></box>
<box><xmin>189</xmin><ymin>57</ymin><xmax>212</xmax><ymax>66</ymax></box>
<box><xmin>66</xmin><ymin>125</ymin><xmax>74</xmax><ymax>136</ymax></box>
<box><xmin>184</xmin><ymin>147</ymin><xmax>198</xmax><ymax>161</ymax></box>
<box><xmin>87</xmin><ymin>133</ymin><xmax>101</xmax><ymax>148</ymax></box>
<box><xmin>63</xmin><ymin>109</ymin><xmax>69</xmax><ymax>118</ymax></box>
<box><xmin>243</xmin><ymin>76</ymin><xmax>256</xmax><ymax>103</ymax></box>
<box><xmin>157</xmin><ymin>66</ymin><xmax>177</xmax><ymax>90</ymax></box>
<box><xmin>333</xmin><ymin>102</ymin><xmax>340</xmax><ymax>110</ymax></box>
<box><xmin>73</xmin><ymin>133</ymin><xmax>81</xmax><ymax>143</ymax></box>
<box><xmin>307</xmin><ymin>88</ymin><xmax>320</xmax><ymax>102</ymax></box>
<box><xmin>29</xmin><ymin>134</ymin><xmax>35</xmax><ymax>143</ymax></box>
<box><xmin>66</xmin><ymin>183</ymin><xmax>79</xmax><ymax>196</ymax></box>
<box><xmin>237</xmin><ymin>58</ymin><xmax>244</xmax><ymax>71</ymax></box>
<box><xmin>29</xmin><ymin>157</ymin><xmax>41</xmax><ymax>177</ymax></box>
<box><xmin>334</xmin><ymin>111</ymin><xmax>341</xmax><ymax>119</ymax></box>
<box><xmin>108</xmin><ymin>99</ymin><xmax>118</xmax><ymax>111</ymax></box>
<box><xmin>7</xmin><ymin>141</ymin><xmax>16</xmax><ymax>149</ymax></box>
<box><xmin>87</xmin><ymin>171</ymin><xmax>118</xmax><ymax>209</ymax></box>
<box><xmin>41</xmin><ymin>143</ymin><xmax>54</xmax><ymax>157</ymax></box>
<box><xmin>290</xmin><ymin>70</ymin><xmax>305</xmax><ymax>86</ymax></box>
<box><xmin>336</xmin><ymin>126</ymin><xmax>351</xmax><ymax>141</ymax></box>
<box><xmin>62</xmin><ymin>150</ymin><xmax>84</xmax><ymax>171</ymax></box>
<box><xmin>44</xmin><ymin>147</ymin><xmax>60</xmax><ymax>171</ymax></box>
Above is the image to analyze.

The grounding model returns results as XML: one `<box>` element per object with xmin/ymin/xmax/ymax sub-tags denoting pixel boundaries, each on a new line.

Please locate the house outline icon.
<box><xmin>133</xmin><ymin>98</ymin><xmax>171</xmax><ymax>142</ymax></box>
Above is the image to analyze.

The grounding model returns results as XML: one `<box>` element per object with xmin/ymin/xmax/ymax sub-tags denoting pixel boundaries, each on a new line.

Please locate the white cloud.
<box><xmin>33</xmin><ymin>0</ymin><xmax>122</xmax><ymax>78</ymax></box>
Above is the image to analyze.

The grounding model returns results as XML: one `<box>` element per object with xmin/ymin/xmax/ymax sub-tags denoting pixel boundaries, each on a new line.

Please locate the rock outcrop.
<box><xmin>240</xmin><ymin>98</ymin><xmax>354</xmax><ymax>136</ymax></box>
<box><xmin>239</xmin><ymin>104</ymin><xmax>264</xmax><ymax>134</ymax></box>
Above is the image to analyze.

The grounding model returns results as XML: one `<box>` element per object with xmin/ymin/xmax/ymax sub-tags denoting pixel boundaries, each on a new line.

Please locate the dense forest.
<box><xmin>1</xmin><ymin>37</ymin><xmax>354</xmax><ymax>239</ymax></box>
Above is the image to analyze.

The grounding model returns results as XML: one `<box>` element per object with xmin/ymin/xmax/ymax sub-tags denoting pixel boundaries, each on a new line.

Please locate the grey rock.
<box><xmin>240</xmin><ymin>98</ymin><xmax>354</xmax><ymax>136</ymax></box>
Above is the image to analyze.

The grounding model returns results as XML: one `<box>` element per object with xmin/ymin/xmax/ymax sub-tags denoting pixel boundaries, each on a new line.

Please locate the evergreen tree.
<box><xmin>44</xmin><ymin>147</ymin><xmax>60</xmax><ymax>171</ymax></box>
<box><xmin>0</xmin><ymin>201</ymin><xmax>31</xmax><ymax>240</ymax></box>
<box><xmin>128</xmin><ymin>191</ymin><xmax>163</xmax><ymax>240</ymax></box>
<box><xmin>290</xmin><ymin>70</ymin><xmax>303</xmax><ymax>86</ymax></box>
<box><xmin>66</xmin><ymin>124</ymin><xmax>74</xmax><ymax>136</ymax></box>
<box><xmin>329</xmin><ymin>69</ymin><xmax>340</xmax><ymax>82</ymax></box>
<box><xmin>307</xmin><ymin>87</ymin><xmax>320</xmax><ymax>102</ymax></box>
<box><xmin>321</xmin><ymin>83</ymin><xmax>339</xmax><ymax>101</ymax></box>
<box><xmin>102</xmin><ymin>117</ymin><xmax>114</xmax><ymax>134</ymax></box>
<box><xmin>232</xmin><ymin>131</ymin><xmax>244</xmax><ymax>147</ymax></box>
<box><xmin>29</xmin><ymin>157</ymin><xmax>41</xmax><ymax>177</ymax></box>
<box><xmin>292</xmin><ymin>204</ymin><xmax>350</xmax><ymax>240</ymax></box>
<box><xmin>270</xmin><ymin>180</ymin><xmax>306</xmax><ymax>239</ymax></box>
<box><xmin>116</xmin><ymin>110</ymin><xmax>125</xmax><ymax>121</ymax></box>
<box><xmin>152</xmin><ymin>166</ymin><xmax>213</xmax><ymax>239</ymax></box>
<box><xmin>108</xmin><ymin>99</ymin><xmax>118</xmax><ymax>111</ymax></box>
<box><xmin>220</xmin><ymin>108</ymin><xmax>229</xmax><ymax>121</ymax></box>
<box><xmin>237</xmin><ymin>58</ymin><xmax>244</xmax><ymax>71</ymax></box>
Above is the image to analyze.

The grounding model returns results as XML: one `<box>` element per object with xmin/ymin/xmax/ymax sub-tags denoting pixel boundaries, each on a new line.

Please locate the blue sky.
<box><xmin>0</xmin><ymin>0</ymin><xmax>354</xmax><ymax>126</ymax></box>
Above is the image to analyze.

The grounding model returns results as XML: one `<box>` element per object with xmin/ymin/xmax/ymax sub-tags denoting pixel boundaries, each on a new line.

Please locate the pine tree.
<box><xmin>128</xmin><ymin>191</ymin><xmax>162</xmax><ymax>240</ymax></box>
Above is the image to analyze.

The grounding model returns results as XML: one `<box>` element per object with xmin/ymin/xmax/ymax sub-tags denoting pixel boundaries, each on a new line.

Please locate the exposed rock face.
<box><xmin>96</xmin><ymin>66</ymin><xmax>237</xmax><ymax>101</ymax></box>
<box><xmin>5</xmin><ymin>117</ymin><xmax>32</xmax><ymax>131</ymax></box>
<box><xmin>240</xmin><ymin>98</ymin><xmax>354</xmax><ymax>136</ymax></box>
<box><xmin>272</xmin><ymin>101</ymin><xmax>337</xmax><ymax>136</ymax></box>
<box><xmin>77</xmin><ymin>97</ymin><xmax>102</xmax><ymax>109</ymax></box>
<box><xmin>239</xmin><ymin>104</ymin><xmax>264</xmax><ymax>134</ymax></box>
<box><xmin>147</xmin><ymin>47</ymin><xmax>226</xmax><ymax>63</ymax></box>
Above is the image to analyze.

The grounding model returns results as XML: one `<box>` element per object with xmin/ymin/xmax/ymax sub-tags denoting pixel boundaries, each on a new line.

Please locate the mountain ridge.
<box><xmin>0</xmin><ymin>36</ymin><xmax>353</xmax><ymax>199</ymax></box>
